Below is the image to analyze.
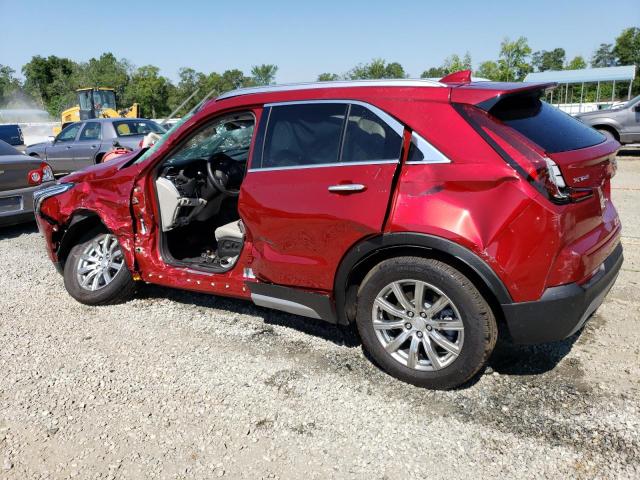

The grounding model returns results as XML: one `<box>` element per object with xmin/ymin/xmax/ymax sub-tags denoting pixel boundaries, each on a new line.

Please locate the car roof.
<box><xmin>216</xmin><ymin>79</ymin><xmax>446</xmax><ymax>101</ymax></box>
<box><xmin>84</xmin><ymin>118</ymin><xmax>156</xmax><ymax>123</ymax></box>
<box><xmin>211</xmin><ymin>79</ymin><xmax>558</xmax><ymax>109</ymax></box>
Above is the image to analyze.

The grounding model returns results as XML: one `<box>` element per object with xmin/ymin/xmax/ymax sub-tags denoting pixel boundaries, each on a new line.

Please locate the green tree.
<box><xmin>531</xmin><ymin>48</ymin><xmax>565</xmax><ymax>71</ymax></box>
<box><xmin>497</xmin><ymin>37</ymin><xmax>532</xmax><ymax>81</ymax></box>
<box><xmin>75</xmin><ymin>53</ymin><xmax>132</xmax><ymax>101</ymax></box>
<box><xmin>167</xmin><ymin>67</ymin><xmax>206</xmax><ymax>113</ymax></box>
<box><xmin>318</xmin><ymin>72</ymin><xmax>340</xmax><ymax>81</ymax></box>
<box><xmin>566</xmin><ymin>56</ymin><xmax>587</xmax><ymax>70</ymax></box>
<box><xmin>591</xmin><ymin>43</ymin><xmax>616</xmax><ymax>67</ymax></box>
<box><xmin>421</xmin><ymin>52</ymin><xmax>472</xmax><ymax>79</ymax></box>
<box><xmin>250</xmin><ymin>64</ymin><xmax>278</xmax><ymax>86</ymax></box>
<box><xmin>124</xmin><ymin>65</ymin><xmax>171</xmax><ymax>118</ymax></box>
<box><xmin>613</xmin><ymin>27</ymin><xmax>640</xmax><ymax>66</ymax></box>
<box><xmin>420</xmin><ymin>67</ymin><xmax>447</xmax><ymax>79</ymax></box>
<box><xmin>0</xmin><ymin>65</ymin><xmax>21</xmax><ymax>106</ymax></box>
<box><xmin>475</xmin><ymin>60</ymin><xmax>501</xmax><ymax>80</ymax></box>
<box><xmin>613</xmin><ymin>27</ymin><xmax>640</xmax><ymax>96</ymax></box>
<box><xmin>346</xmin><ymin>59</ymin><xmax>407</xmax><ymax>79</ymax></box>
<box><xmin>22</xmin><ymin>55</ymin><xmax>77</xmax><ymax>115</ymax></box>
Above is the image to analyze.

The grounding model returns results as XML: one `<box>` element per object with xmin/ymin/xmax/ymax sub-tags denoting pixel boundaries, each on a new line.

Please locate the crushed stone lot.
<box><xmin>1</xmin><ymin>154</ymin><xmax>639</xmax><ymax>479</ymax></box>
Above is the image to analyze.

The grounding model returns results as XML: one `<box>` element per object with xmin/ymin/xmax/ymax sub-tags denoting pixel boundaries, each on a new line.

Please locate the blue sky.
<box><xmin>1</xmin><ymin>0</ymin><xmax>638</xmax><ymax>83</ymax></box>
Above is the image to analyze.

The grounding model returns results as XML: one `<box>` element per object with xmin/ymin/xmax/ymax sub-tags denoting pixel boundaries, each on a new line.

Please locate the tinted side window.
<box><xmin>57</xmin><ymin>123</ymin><xmax>81</xmax><ymax>142</ymax></box>
<box><xmin>114</xmin><ymin>120</ymin><xmax>165</xmax><ymax>136</ymax></box>
<box><xmin>342</xmin><ymin>104</ymin><xmax>402</xmax><ymax>162</ymax></box>
<box><xmin>261</xmin><ymin>103</ymin><xmax>347</xmax><ymax>168</ymax></box>
<box><xmin>79</xmin><ymin>122</ymin><xmax>102</xmax><ymax>140</ymax></box>
<box><xmin>490</xmin><ymin>95</ymin><xmax>605</xmax><ymax>153</ymax></box>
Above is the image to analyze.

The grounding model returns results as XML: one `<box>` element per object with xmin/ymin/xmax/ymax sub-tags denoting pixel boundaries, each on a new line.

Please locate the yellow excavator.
<box><xmin>55</xmin><ymin>87</ymin><xmax>140</xmax><ymax>133</ymax></box>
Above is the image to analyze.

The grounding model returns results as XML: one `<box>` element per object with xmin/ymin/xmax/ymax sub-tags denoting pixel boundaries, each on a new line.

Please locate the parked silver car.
<box><xmin>25</xmin><ymin>118</ymin><xmax>166</xmax><ymax>176</ymax></box>
<box><xmin>575</xmin><ymin>94</ymin><xmax>640</xmax><ymax>144</ymax></box>
<box><xmin>0</xmin><ymin>140</ymin><xmax>54</xmax><ymax>227</ymax></box>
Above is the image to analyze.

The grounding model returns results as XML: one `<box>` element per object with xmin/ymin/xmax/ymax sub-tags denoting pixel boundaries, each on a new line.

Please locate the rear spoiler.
<box><xmin>448</xmin><ymin>79</ymin><xmax>558</xmax><ymax>109</ymax></box>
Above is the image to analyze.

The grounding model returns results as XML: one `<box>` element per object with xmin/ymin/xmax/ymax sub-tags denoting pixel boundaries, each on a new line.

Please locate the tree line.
<box><xmin>0</xmin><ymin>27</ymin><xmax>637</xmax><ymax>119</ymax></box>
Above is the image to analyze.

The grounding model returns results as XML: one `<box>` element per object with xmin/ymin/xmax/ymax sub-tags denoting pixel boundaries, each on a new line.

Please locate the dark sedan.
<box><xmin>0</xmin><ymin>140</ymin><xmax>54</xmax><ymax>227</ymax></box>
<box><xmin>25</xmin><ymin>118</ymin><xmax>166</xmax><ymax>176</ymax></box>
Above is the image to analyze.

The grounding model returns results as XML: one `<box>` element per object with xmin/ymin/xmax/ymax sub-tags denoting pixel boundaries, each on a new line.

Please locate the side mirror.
<box><xmin>47</xmin><ymin>136</ymin><xmax>55</xmax><ymax>143</ymax></box>
<box><xmin>634</xmin><ymin>104</ymin><xmax>640</xmax><ymax>112</ymax></box>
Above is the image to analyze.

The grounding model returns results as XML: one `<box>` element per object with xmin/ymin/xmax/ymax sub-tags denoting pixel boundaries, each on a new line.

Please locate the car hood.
<box><xmin>576</xmin><ymin>109</ymin><xmax>623</xmax><ymax>119</ymax></box>
<box><xmin>61</xmin><ymin>150</ymin><xmax>143</xmax><ymax>183</ymax></box>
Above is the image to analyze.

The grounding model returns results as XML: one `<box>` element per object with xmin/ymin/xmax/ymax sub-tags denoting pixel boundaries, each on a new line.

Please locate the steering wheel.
<box><xmin>206</xmin><ymin>153</ymin><xmax>240</xmax><ymax>196</ymax></box>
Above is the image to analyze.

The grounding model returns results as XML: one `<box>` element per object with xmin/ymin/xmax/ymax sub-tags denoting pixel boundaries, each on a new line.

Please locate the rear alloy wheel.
<box><xmin>356</xmin><ymin>257</ymin><xmax>497</xmax><ymax>389</ymax></box>
<box><xmin>372</xmin><ymin>280</ymin><xmax>464</xmax><ymax>371</ymax></box>
<box><xmin>64</xmin><ymin>233</ymin><xmax>136</xmax><ymax>305</ymax></box>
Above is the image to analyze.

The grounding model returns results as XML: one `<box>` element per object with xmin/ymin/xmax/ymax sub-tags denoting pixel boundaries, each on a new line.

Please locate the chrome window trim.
<box><xmin>263</xmin><ymin>99</ymin><xmax>404</xmax><ymax>137</ymax></box>
<box><xmin>217</xmin><ymin>79</ymin><xmax>446</xmax><ymax>101</ymax></box>
<box><xmin>248</xmin><ymin>159</ymin><xmax>398</xmax><ymax>173</ymax></box>
<box><xmin>406</xmin><ymin>131</ymin><xmax>451</xmax><ymax>164</ymax></box>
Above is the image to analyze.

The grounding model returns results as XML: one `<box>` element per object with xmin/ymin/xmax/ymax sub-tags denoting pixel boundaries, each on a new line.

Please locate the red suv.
<box><xmin>33</xmin><ymin>71</ymin><xmax>623</xmax><ymax>389</ymax></box>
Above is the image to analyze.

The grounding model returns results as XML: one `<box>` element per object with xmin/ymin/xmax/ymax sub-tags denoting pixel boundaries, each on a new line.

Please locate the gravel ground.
<box><xmin>1</xmin><ymin>153</ymin><xmax>639</xmax><ymax>479</ymax></box>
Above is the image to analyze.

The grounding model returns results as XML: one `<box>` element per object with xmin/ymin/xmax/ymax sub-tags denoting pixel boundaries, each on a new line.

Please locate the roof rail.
<box><xmin>216</xmin><ymin>78</ymin><xmax>446</xmax><ymax>101</ymax></box>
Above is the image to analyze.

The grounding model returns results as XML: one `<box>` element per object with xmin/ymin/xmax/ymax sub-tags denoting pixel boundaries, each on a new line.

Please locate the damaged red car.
<box><xmin>33</xmin><ymin>71</ymin><xmax>623</xmax><ymax>389</ymax></box>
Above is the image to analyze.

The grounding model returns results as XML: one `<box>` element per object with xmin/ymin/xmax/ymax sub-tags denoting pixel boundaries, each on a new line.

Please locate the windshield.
<box><xmin>622</xmin><ymin>94</ymin><xmax>640</xmax><ymax>109</ymax></box>
<box><xmin>133</xmin><ymin>111</ymin><xmax>195</xmax><ymax>164</ymax></box>
<box><xmin>93</xmin><ymin>90</ymin><xmax>117</xmax><ymax>110</ymax></box>
<box><xmin>165</xmin><ymin>116</ymin><xmax>254</xmax><ymax>167</ymax></box>
<box><xmin>78</xmin><ymin>89</ymin><xmax>117</xmax><ymax>111</ymax></box>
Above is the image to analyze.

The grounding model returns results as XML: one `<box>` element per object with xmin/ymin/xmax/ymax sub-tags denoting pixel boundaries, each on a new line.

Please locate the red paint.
<box><xmin>34</xmin><ymin>79</ymin><xmax>622</xmax><ymax>312</ymax></box>
<box><xmin>239</xmin><ymin>163</ymin><xmax>397</xmax><ymax>290</ymax></box>
<box><xmin>439</xmin><ymin>69</ymin><xmax>473</xmax><ymax>84</ymax></box>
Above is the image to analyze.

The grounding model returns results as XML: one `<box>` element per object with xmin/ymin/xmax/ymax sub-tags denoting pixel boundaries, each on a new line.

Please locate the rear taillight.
<box><xmin>27</xmin><ymin>162</ymin><xmax>54</xmax><ymax>186</ymax></box>
<box><xmin>456</xmin><ymin>104</ymin><xmax>592</xmax><ymax>204</ymax></box>
<box><xmin>41</xmin><ymin>163</ymin><xmax>54</xmax><ymax>182</ymax></box>
<box><xmin>27</xmin><ymin>170</ymin><xmax>42</xmax><ymax>185</ymax></box>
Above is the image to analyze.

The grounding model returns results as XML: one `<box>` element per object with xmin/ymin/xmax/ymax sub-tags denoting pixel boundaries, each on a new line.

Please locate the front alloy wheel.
<box><xmin>76</xmin><ymin>234</ymin><xmax>125</xmax><ymax>291</ymax></box>
<box><xmin>63</xmin><ymin>232</ymin><xmax>136</xmax><ymax>305</ymax></box>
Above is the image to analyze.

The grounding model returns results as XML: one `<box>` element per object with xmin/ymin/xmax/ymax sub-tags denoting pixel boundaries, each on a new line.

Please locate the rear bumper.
<box><xmin>0</xmin><ymin>183</ymin><xmax>52</xmax><ymax>227</ymax></box>
<box><xmin>502</xmin><ymin>242</ymin><xmax>623</xmax><ymax>344</ymax></box>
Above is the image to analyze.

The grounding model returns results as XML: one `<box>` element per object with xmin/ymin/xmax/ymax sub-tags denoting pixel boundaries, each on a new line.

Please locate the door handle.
<box><xmin>328</xmin><ymin>183</ymin><xmax>366</xmax><ymax>193</ymax></box>
<box><xmin>66</xmin><ymin>145</ymin><xmax>72</xmax><ymax>149</ymax></box>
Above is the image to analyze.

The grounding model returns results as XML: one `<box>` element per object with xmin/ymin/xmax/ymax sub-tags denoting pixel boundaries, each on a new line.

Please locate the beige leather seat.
<box><xmin>215</xmin><ymin>220</ymin><xmax>244</xmax><ymax>241</ymax></box>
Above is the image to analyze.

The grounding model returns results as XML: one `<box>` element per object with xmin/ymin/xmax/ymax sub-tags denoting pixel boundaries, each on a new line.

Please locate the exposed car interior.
<box><xmin>154</xmin><ymin>112</ymin><xmax>254</xmax><ymax>272</ymax></box>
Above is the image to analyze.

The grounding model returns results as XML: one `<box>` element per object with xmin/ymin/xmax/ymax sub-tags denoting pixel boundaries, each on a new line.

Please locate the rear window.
<box><xmin>342</xmin><ymin>104</ymin><xmax>402</xmax><ymax>162</ymax></box>
<box><xmin>488</xmin><ymin>93</ymin><xmax>605</xmax><ymax>153</ymax></box>
<box><xmin>113</xmin><ymin>120</ymin><xmax>165</xmax><ymax>137</ymax></box>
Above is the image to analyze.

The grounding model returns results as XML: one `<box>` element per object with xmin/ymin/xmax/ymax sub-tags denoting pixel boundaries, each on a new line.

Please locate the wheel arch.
<box><xmin>592</xmin><ymin>124</ymin><xmax>620</xmax><ymax>141</ymax></box>
<box><xmin>333</xmin><ymin>233</ymin><xmax>512</xmax><ymax>326</ymax></box>
<box><xmin>56</xmin><ymin>210</ymin><xmax>111</xmax><ymax>268</ymax></box>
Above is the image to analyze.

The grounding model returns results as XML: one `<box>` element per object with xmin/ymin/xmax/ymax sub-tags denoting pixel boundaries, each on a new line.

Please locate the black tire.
<box><xmin>63</xmin><ymin>233</ymin><xmax>136</xmax><ymax>305</ymax></box>
<box><xmin>355</xmin><ymin>256</ymin><xmax>497</xmax><ymax>390</ymax></box>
